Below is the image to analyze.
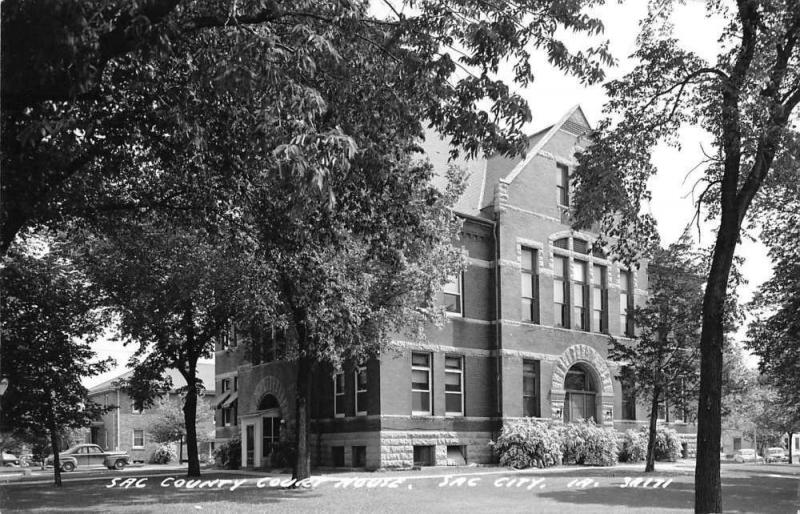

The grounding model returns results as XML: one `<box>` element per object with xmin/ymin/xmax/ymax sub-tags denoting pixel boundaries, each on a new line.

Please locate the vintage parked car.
<box><xmin>733</xmin><ymin>449</ymin><xmax>764</xmax><ymax>463</ymax></box>
<box><xmin>766</xmin><ymin>447</ymin><xmax>788</xmax><ymax>463</ymax></box>
<box><xmin>45</xmin><ymin>444</ymin><xmax>131</xmax><ymax>472</ymax></box>
<box><xmin>2</xmin><ymin>451</ymin><xmax>20</xmax><ymax>467</ymax></box>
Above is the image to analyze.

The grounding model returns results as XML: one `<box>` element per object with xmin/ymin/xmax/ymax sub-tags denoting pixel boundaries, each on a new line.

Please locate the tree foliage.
<box><xmin>0</xmin><ymin>240</ymin><xmax>112</xmax><ymax>485</ymax></box>
<box><xmin>0</xmin><ymin>0</ymin><xmax>615</xmax><ymax>255</ymax></box>
<box><xmin>571</xmin><ymin>2</ymin><xmax>800</xmax><ymax>511</ymax></box>
<box><xmin>610</xmin><ymin>237</ymin><xmax>704</xmax><ymax>472</ymax></box>
<box><xmin>77</xmin><ymin>219</ymin><xmax>264</xmax><ymax>477</ymax></box>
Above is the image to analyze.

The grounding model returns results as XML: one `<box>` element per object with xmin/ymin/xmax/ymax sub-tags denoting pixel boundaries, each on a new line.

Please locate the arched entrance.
<box><xmin>549</xmin><ymin>344</ymin><xmax>615</xmax><ymax>425</ymax></box>
<box><xmin>563</xmin><ymin>363</ymin><xmax>598</xmax><ymax>422</ymax></box>
<box><xmin>242</xmin><ymin>375</ymin><xmax>290</xmax><ymax>468</ymax></box>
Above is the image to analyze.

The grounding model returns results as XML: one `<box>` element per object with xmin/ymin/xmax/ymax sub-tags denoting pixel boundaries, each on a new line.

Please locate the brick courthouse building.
<box><xmin>215</xmin><ymin>106</ymin><xmax>696</xmax><ymax>470</ymax></box>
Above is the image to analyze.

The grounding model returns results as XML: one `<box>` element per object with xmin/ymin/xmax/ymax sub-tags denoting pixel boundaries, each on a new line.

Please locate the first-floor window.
<box><xmin>355</xmin><ymin>367</ymin><xmax>367</xmax><ymax>415</ymax></box>
<box><xmin>620</xmin><ymin>367</ymin><xmax>636</xmax><ymax>421</ymax></box>
<box><xmin>334</xmin><ymin>372</ymin><xmax>345</xmax><ymax>417</ymax></box>
<box><xmin>444</xmin><ymin>356</ymin><xmax>464</xmax><ymax>416</ymax></box>
<box><xmin>523</xmin><ymin>360</ymin><xmax>540</xmax><ymax>417</ymax></box>
<box><xmin>412</xmin><ymin>353</ymin><xmax>432</xmax><ymax>414</ymax></box>
<box><xmin>133</xmin><ymin>430</ymin><xmax>144</xmax><ymax>449</ymax></box>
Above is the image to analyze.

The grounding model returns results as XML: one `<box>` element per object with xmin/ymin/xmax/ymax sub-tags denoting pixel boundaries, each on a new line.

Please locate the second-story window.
<box><xmin>334</xmin><ymin>372</ymin><xmax>345</xmax><ymax>417</ymax></box>
<box><xmin>592</xmin><ymin>264</ymin><xmax>608</xmax><ymax>333</ymax></box>
<box><xmin>355</xmin><ymin>367</ymin><xmax>367</xmax><ymax>416</ymax></box>
<box><xmin>443</xmin><ymin>274</ymin><xmax>463</xmax><ymax>315</ymax></box>
<box><xmin>556</xmin><ymin>164</ymin><xmax>570</xmax><ymax>206</ymax></box>
<box><xmin>521</xmin><ymin>248</ymin><xmax>540</xmax><ymax>323</ymax></box>
<box><xmin>572</xmin><ymin>260</ymin><xmax>588</xmax><ymax>331</ymax></box>
<box><xmin>554</xmin><ymin>256</ymin><xmax>569</xmax><ymax>328</ymax></box>
<box><xmin>620</xmin><ymin>270</ymin><xmax>634</xmax><ymax>336</ymax></box>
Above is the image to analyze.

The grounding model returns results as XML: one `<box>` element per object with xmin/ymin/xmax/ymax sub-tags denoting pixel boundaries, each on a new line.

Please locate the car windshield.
<box><xmin>63</xmin><ymin>445</ymin><xmax>83</xmax><ymax>453</ymax></box>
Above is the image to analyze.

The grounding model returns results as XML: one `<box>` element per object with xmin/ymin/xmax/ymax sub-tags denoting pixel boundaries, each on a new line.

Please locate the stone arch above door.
<box><xmin>252</xmin><ymin>375</ymin><xmax>289</xmax><ymax>416</ymax></box>
<box><xmin>550</xmin><ymin>344</ymin><xmax>614</xmax><ymax>397</ymax></box>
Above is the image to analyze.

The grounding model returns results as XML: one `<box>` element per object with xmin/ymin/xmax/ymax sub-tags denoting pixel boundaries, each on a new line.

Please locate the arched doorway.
<box><xmin>563</xmin><ymin>363</ymin><xmax>598</xmax><ymax>422</ymax></box>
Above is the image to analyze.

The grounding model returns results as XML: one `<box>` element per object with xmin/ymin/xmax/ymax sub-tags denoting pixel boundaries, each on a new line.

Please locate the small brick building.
<box><xmin>215</xmin><ymin>106</ymin><xmax>697</xmax><ymax>470</ymax></box>
<box><xmin>87</xmin><ymin>364</ymin><xmax>216</xmax><ymax>463</ymax></box>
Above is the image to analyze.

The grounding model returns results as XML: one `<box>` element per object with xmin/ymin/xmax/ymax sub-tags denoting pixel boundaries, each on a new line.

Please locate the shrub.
<box><xmin>214</xmin><ymin>438</ymin><xmax>241</xmax><ymax>469</ymax></box>
<box><xmin>491</xmin><ymin>419</ymin><xmax>562</xmax><ymax>469</ymax></box>
<box><xmin>617</xmin><ymin>430</ymin><xmax>647</xmax><ymax>463</ymax></box>
<box><xmin>558</xmin><ymin>420</ymin><xmax>618</xmax><ymax>466</ymax></box>
<box><xmin>151</xmin><ymin>444</ymin><xmax>177</xmax><ymax>464</ymax></box>
<box><xmin>651</xmin><ymin>427</ymin><xmax>682</xmax><ymax>462</ymax></box>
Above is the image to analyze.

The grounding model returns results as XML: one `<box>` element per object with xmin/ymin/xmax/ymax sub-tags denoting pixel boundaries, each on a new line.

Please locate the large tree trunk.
<box><xmin>645</xmin><ymin>388</ymin><xmax>661</xmax><ymax>473</ymax></box>
<box><xmin>183</xmin><ymin>365</ymin><xmax>201</xmax><ymax>477</ymax></box>
<box><xmin>292</xmin><ymin>355</ymin><xmax>313</xmax><ymax>481</ymax></box>
<box><xmin>48</xmin><ymin>417</ymin><xmax>62</xmax><ymax>487</ymax></box>
<box><xmin>695</xmin><ymin>213</ymin><xmax>739</xmax><ymax>513</ymax></box>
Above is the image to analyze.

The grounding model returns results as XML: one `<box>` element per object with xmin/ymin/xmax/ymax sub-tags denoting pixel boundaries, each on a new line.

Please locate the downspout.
<box><xmin>494</xmin><ymin>215</ymin><xmax>503</xmax><ymax>437</ymax></box>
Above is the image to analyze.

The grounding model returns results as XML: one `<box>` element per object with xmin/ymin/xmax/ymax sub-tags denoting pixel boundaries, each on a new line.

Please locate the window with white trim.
<box><xmin>556</xmin><ymin>164</ymin><xmax>570</xmax><ymax>206</ymax></box>
<box><xmin>133</xmin><ymin>430</ymin><xmax>144</xmax><ymax>449</ymax></box>
<box><xmin>554</xmin><ymin>255</ymin><xmax>569</xmax><ymax>328</ymax></box>
<box><xmin>334</xmin><ymin>372</ymin><xmax>345</xmax><ymax>417</ymax></box>
<box><xmin>572</xmin><ymin>260</ymin><xmax>588</xmax><ymax>331</ymax></box>
<box><xmin>411</xmin><ymin>353</ymin><xmax>432</xmax><ymax>414</ymax></box>
<box><xmin>355</xmin><ymin>367</ymin><xmax>367</xmax><ymax>415</ymax></box>
<box><xmin>521</xmin><ymin>248</ymin><xmax>540</xmax><ymax>324</ymax></box>
<box><xmin>592</xmin><ymin>264</ymin><xmax>608</xmax><ymax>333</ymax></box>
<box><xmin>443</xmin><ymin>274</ymin><xmax>463</xmax><ymax>315</ymax></box>
<box><xmin>444</xmin><ymin>356</ymin><xmax>464</xmax><ymax>416</ymax></box>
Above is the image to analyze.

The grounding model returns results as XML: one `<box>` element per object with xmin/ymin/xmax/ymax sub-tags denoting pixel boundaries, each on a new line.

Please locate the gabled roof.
<box><xmin>423</xmin><ymin>105</ymin><xmax>592</xmax><ymax>216</ymax></box>
<box><xmin>502</xmin><ymin>104</ymin><xmax>591</xmax><ymax>184</ymax></box>
<box><xmin>88</xmin><ymin>362</ymin><xmax>216</xmax><ymax>395</ymax></box>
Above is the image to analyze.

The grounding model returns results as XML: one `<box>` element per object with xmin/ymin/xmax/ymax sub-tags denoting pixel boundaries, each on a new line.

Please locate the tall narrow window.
<box><xmin>572</xmin><ymin>260</ymin><xmax>588</xmax><ymax>330</ymax></box>
<box><xmin>334</xmin><ymin>372</ymin><xmax>345</xmax><ymax>417</ymax></box>
<box><xmin>444</xmin><ymin>356</ymin><xmax>464</xmax><ymax>416</ymax></box>
<box><xmin>411</xmin><ymin>353</ymin><xmax>432</xmax><ymax>414</ymax></box>
<box><xmin>520</xmin><ymin>248</ymin><xmax>539</xmax><ymax>323</ymax></box>
<box><xmin>355</xmin><ymin>367</ymin><xmax>367</xmax><ymax>416</ymax></box>
<box><xmin>620</xmin><ymin>367</ymin><xmax>636</xmax><ymax>420</ymax></box>
<box><xmin>133</xmin><ymin>430</ymin><xmax>144</xmax><ymax>449</ymax></box>
<box><xmin>620</xmin><ymin>270</ymin><xmax>634</xmax><ymax>336</ymax></box>
<box><xmin>592</xmin><ymin>265</ymin><xmax>608</xmax><ymax>333</ymax></box>
<box><xmin>554</xmin><ymin>256</ymin><xmax>569</xmax><ymax>328</ymax></box>
<box><xmin>443</xmin><ymin>274</ymin><xmax>462</xmax><ymax>315</ymax></box>
<box><xmin>556</xmin><ymin>164</ymin><xmax>570</xmax><ymax>206</ymax></box>
<box><xmin>523</xmin><ymin>360</ymin><xmax>540</xmax><ymax>417</ymax></box>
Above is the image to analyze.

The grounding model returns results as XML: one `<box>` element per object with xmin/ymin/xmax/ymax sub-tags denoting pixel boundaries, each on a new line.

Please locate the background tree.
<box><xmin>0</xmin><ymin>239</ymin><xmax>112</xmax><ymax>486</ymax></box>
<box><xmin>148</xmin><ymin>396</ymin><xmax>215</xmax><ymax>462</ymax></box>
<box><xmin>571</xmin><ymin>2</ymin><xmax>800</xmax><ymax>511</ymax></box>
<box><xmin>746</xmin><ymin>151</ymin><xmax>800</xmax><ymax>411</ymax></box>
<box><xmin>78</xmin><ymin>220</ymin><xmax>265</xmax><ymax>477</ymax></box>
<box><xmin>610</xmin><ymin>238</ymin><xmax>704</xmax><ymax>472</ymax></box>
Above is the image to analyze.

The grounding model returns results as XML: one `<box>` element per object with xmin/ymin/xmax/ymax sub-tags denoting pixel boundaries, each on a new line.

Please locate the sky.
<box><xmin>84</xmin><ymin>0</ymin><xmax>772</xmax><ymax>386</ymax></box>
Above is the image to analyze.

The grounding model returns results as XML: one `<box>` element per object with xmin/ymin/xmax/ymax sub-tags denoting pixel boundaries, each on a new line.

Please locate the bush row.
<box><xmin>492</xmin><ymin>419</ymin><xmax>682</xmax><ymax>469</ymax></box>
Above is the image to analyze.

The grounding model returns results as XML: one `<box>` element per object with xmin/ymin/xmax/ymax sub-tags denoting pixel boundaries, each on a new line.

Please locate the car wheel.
<box><xmin>114</xmin><ymin>460</ymin><xmax>126</xmax><ymax>470</ymax></box>
<box><xmin>62</xmin><ymin>461</ymin><xmax>75</xmax><ymax>472</ymax></box>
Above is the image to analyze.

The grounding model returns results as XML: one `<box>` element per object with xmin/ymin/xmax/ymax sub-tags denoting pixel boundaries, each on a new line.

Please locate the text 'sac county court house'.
<box><xmin>213</xmin><ymin>106</ymin><xmax>697</xmax><ymax>470</ymax></box>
